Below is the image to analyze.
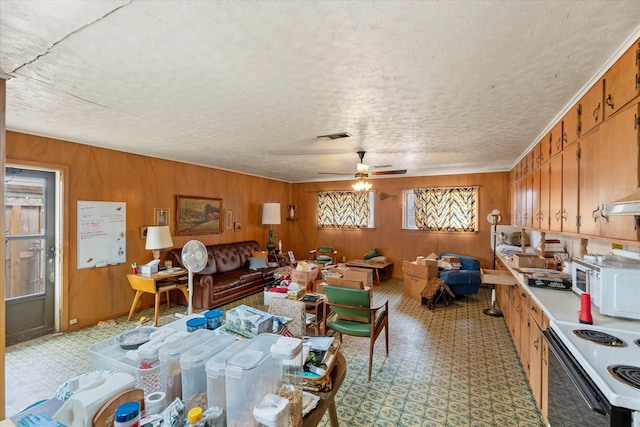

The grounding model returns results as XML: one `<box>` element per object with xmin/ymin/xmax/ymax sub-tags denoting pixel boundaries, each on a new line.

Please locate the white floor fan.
<box><xmin>181</xmin><ymin>240</ymin><xmax>208</xmax><ymax>315</ymax></box>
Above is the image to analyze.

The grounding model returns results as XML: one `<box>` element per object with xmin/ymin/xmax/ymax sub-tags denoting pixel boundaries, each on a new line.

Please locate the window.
<box><xmin>317</xmin><ymin>191</ymin><xmax>375</xmax><ymax>228</ymax></box>
<box><xmin>403</xmin><ymin>186</ymin><xmax>478</xmax><ymax>231</ymax></box>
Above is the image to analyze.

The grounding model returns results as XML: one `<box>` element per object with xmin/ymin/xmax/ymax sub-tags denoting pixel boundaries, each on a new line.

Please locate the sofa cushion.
<box><xmin>235</xmin><ymin>241</ymin><xmax>264</xmax><ymax>266</ymax></box>
<box><xmin>213</xmin><ymin>244</ymin><xmax>242</xmax><ymax>272</ymax></box>
<box><xmin>248</xmin><ymin>257</ymin><xmax>268</xmax><ymax>270</ymax></box>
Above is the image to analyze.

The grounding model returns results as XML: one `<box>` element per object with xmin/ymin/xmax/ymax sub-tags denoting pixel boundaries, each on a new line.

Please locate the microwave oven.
<box><xmin>572</xmin><ymin>257</ymin><xmax>640</xmax><ymax>320</ymax></box>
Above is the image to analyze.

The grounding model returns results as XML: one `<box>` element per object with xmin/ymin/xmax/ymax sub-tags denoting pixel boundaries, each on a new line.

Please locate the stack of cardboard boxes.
<box><xmin>402</xmin><ymin>258</ymin><xmax>439</xmax><ymax>299</ymax></box>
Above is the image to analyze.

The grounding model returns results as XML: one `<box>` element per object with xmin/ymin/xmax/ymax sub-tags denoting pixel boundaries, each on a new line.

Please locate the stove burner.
<box><xmin>608</xmin><ymin>365</ymin><xmax>640</xmax><ymax>390</ymax></box>
<box><xmin>572</xmin><ymin>329</ymin><xmax>627</xmax><ymax>347</ymax></box>
<box><xmin>636</xmin><ymin>339</ymin><xmax>640</xmax><ymax>348</ymax></box>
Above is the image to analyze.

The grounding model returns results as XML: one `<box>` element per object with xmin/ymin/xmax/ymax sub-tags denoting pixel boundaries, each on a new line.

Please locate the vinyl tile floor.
<box><xmin>5</xmin><ymin>279</ymin><xmax>545</xmax><ymax>426</ymax></box>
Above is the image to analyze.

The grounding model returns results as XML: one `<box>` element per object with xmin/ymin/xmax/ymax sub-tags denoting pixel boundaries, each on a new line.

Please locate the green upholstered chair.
<box><xmin>309</xmin><ymin>246</ymin><xmax>338</xmax><ymax>266</ymax></box>
<box><xmin>322</xmin><ymin>285</ymin><xmax>389</xmax><ymax>381</ymax></box>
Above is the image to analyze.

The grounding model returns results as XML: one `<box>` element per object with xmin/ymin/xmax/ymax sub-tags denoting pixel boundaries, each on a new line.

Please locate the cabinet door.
<box><xmin>598</xmin><ymin>103</ymin><xmax>640</xmax><ymax>239</ymax></box>
<box><xmin>604</xmin><ymin>40</ymin><xmax>640</xmax><ymax>119</ymax></box>
<box><xmin>580</xmin><ymin>80</ymin><xmax>604</xmax><ymax>136</ymax></box>
<box><xmin>539</xmin><ymin>133</ymin><xmax>551</xmax><ymax>166</ymax></box>
<box><xmin>562</xmin><ymin>143</ymin><xmax>580</xmax><ymax>233</ymax></box>
<box><xmin>540</xmin><ymin>164</ymin><xmax>551</xmax><ymax>230</ymax></box>
<box><xmin>550</xmin><ymin>121</ymin><xmax>564</xmax><ymax>157</ymax></box>
<box><xmin>525</xmin><ymin>173</ymin><xmax>534</xmax><ymax>228</ymax></box>
<box><xmin>549</xmin><ymin>156</ymin><xmax>563</xmax><ymax>232</ymax></box>
<box><xmin>563</xmin><ymin>103</ymin><xmax>581</xmax><ymax>147</ymax></box>
<box><xmin>578</xmin><ymin>128</ymin><xmax>601</xmax><ymax>236</ymax></box>
<box><xmin>532</xmin><ymin>169</ymin><xmax>541</xmax><ymax>229</ymax></box>
<box><xmin>529</xmin><ymin>321</ymin><xmax>543</xmax><ymax>410</ymax></box>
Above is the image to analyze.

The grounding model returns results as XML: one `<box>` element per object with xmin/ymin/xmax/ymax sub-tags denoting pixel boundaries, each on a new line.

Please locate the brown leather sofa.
<box><xmin>167</xmin><ymin>240</ymin><xmax>276</xmax><ymax>309</ymax></box>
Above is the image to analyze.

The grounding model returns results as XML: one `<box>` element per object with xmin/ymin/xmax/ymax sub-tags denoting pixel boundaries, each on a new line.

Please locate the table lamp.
<box><xmin>145</xmin><ymin>225</ymin><xmax>173</xmax><ymax>260</ymax></box>
<box><xmin>262</xmin><ymin>203</ymin><xmax>281</xmax><ymax>252</ymax></box>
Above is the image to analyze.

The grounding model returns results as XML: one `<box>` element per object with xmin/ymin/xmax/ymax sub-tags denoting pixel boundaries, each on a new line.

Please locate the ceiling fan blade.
<box><xmin>371</xmin><ymin>169</ymin><xmax>407</xmax><ymax>176</ymax></box>
<box><xmin>318</xmin><ymin>172</ymin><xmax>352</xmax><ymax>175</ymax></box>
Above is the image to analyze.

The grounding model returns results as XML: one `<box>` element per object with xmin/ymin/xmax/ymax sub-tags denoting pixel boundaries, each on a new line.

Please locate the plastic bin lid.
<box><xmin>205</xmin><ymin>339</ymin><xmax>251</xmax><ymax>376</ymax></box>
<box><xmin>271</xmin><ymin>337</ymin><xmax>302</xmax><ymax>359</ymax></box>
<box><xmin>179</xmin><ymin>334</ymin><xmax>236</xmax><ymax>369</ymax></box>
<box><xmin>204</xmin><ymin>309</ymin><xmax>223</xmax><ymax>319</ymax></box>
<box><xmin>225</xmin><ymin>334</ymin><xmax>281</xmax><ymax>371</ymax></box>
<box><xmin>158</xmin><ymin>329</ymin><xmax>214</xmax><ymax>359</ymax></box>
<box><xmin>253</xmin><ymin>394</ymin><xmax>289</xmax><ymax>426</ymax></box>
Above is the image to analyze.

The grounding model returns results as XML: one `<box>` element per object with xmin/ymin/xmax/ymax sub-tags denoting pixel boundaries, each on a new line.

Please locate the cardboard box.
<box><xmin>513</xmin><ymin>253</ymin><xmax>546</xmax><ymax>269</ymax></box>
<box><xmin>402</xmin><ymin>261</ymin><xmax>438</xmax><ymax>279</ymax></box>
<box><xmin>224</xmin><ymin>305</ymin><xmax>273</xmax><ymax>338</ymax></box>
<box><xmin>344</xmin><ymin>267</ymin><xmax>373</xmax><ymax>289</ymax></box>
<box><xmin>291</xmin><ymin>267</ymin><xmax>319</xmax><ymax>290</ymax></box>
<box><xmin>403</xmin><ymin>275</ymin><xmax>428</xmax><ymax>300</ymax></box>
<box><xmin>402</xmin><ymin>260</ymin><xmax>438</xmax><ymax>299</ymax></box>
<box><xmin>441</xmin><ymin>256</ymin><xmax>460</xmax><ymax>264</ymax></box>
<box><xmin>481</xmin><ymin>268</ymin><xmax>517</xmax><ymax>286</ymax></box>
<box><xmin>313</xmin><ymin>280</ymin><xmax>326</xmax><ymax>294</ymax></box>
<box><xmin>287</xmin><ymin>288</ymin><xmax>306</xmax><ymax>299</ymax></box>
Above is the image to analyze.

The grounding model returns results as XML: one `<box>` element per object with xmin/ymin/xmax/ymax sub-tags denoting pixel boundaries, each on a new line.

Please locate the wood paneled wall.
<box><xmin>7</xmin><ymin>131</ymin><xmax>510</xmax><ymax>332</ymax></box>
<box><xmin>288</xmin><ymin>172</ymin><xmax>510</xmax><ymax>277</ymax></box>
<box><xmin>7</xmin><ymin>131</ymin><xmax>291</xmax><ymax>330</ymax></box>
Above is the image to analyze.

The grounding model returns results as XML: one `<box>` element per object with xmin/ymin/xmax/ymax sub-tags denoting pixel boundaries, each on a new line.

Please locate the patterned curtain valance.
<box><xmin>413</xmin><ymin>186</ymin><xmax>477</xmax><ymax>231</ymax></box>
<box><xmin>317</xmin><ymin>191</ymin><xmax>370</xmax><ymax>228</ymax></box>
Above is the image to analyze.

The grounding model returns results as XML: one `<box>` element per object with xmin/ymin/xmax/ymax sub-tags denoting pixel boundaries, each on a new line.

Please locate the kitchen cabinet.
<box><xmin>549</xmin><ymin>121</ymin><xmax>564</xmax><ymax>158</ymax></box>
<box><xmin>549</xmin><ymin>155</ymin><xmax>563</xmax><ymax>232</ymax></box>
<box><xmin>563</xmin><ymin>102</ymin><xmax>582</xmax><ymax>148</ymax></box>
<box><xmin>532</xmin><ymin>169</ymin><xmax>541</xmax><ymax>229</ymax></box>
<box><xmin>539</xmin><ymin>165</ymin><xmax>551</xmax><ymax>230</ymax></box>
<box><xmin>578</xmin><ymin>80</ymin><xmax>604</xmax><ymax>136</ymax></box>
<box><xmin>596</xmin><ymin>102</ymin><xmax>640</xmax><ymax>240</ymax></box>
<box><xmin>561</xmin><ymin>143</ymin><xmax>580</xmax><ymax>233</ymax></box>
<box><xmin>603</xmin><ymin>39</ymin><xmax>640</xmax><ymax>120</ymax></box>
<box><xmin>578</xmin><ymin>128</ymin><xmax>601</xmax><ymax>236</ymax></box>
<box><xmin>538</xmin><ymin>133</ymin><xmax>551</xmax><ymax>166</ymax></box>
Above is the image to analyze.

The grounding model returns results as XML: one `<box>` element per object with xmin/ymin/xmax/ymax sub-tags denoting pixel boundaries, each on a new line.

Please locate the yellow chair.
<box><xmin>322</xmin><ymin>285</ymin><xmax>389</xmax><ymax>381</ymax></box>
<box><xmin>309</xmin><ymin>246</ymin><xmax>338</xmax><ymax>266</ymax></box>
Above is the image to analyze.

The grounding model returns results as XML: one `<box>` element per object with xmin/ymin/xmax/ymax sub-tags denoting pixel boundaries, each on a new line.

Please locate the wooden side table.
<box><xmin>126</xmin><ymin>270</ymin><xmax>189</xmax><ymax>326</ymax></box>
<box><xmin>301</xmin><ymin>295</ymin><xmax>325</xmax><ymax>335</ymax></box>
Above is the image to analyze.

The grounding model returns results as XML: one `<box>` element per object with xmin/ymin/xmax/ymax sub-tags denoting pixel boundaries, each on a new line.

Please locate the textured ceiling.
<box><xmin>1</xmin><ymin>1</ymin><xmax>640</xmax><ymax>183</ymax></box>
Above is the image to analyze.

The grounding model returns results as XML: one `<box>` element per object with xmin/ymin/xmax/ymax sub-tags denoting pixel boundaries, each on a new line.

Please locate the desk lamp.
<box><xmin>145</xmin><ymin>225</ymin><xmax>173</xmax><ymax>261</ymax></box>
<box><xmin>483</xmin><ymin>209</ymin><xmax>503</xmax><ymax>317</ymax></box>
<box><xmin>262</xmin><ymin>203</ymin><xmax>281</xmax><ymax>253</ymax></box>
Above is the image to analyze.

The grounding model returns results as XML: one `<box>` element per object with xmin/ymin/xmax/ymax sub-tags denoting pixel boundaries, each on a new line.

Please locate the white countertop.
<box><xmin>498</xmin><ymin>252</ymin><xmax>640</xmax><ymax>333</ymax></box>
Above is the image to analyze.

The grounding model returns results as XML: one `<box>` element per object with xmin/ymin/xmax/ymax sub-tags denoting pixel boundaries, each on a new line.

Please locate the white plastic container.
<box><xmin>225</xmin><ymin>334</ymin><xmax>281</xmax><ymax>427</ymax></box>
<box><xmin>253</xmin><ymin>394</ymin><xmax>290</xmax><ymax>427</ymax></box>
<box><xmin>181</xmin><ymin>334</ymin><xmax>236</xmax><ymax>412</ymax></box>
<box><xmin>158</xmin><ymin>328</ymin><xmax>215</xmax><ymax>402</ymax></box>
<box><xmin>204</xmin><ymin>339</ymin><xmax>251</xmax><ymax>426</ymax></box>
<box><xmin>271</xmin><ymin>337</ymin><xmax>303</xmax><ymax>427</ymax></box>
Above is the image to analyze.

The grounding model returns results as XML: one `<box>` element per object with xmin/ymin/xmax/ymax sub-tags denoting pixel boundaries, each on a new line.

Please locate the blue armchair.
<box><xmin>437</xmin><ymin>252</ymin><xmax>481</xmax><ymax>296</ymax></box>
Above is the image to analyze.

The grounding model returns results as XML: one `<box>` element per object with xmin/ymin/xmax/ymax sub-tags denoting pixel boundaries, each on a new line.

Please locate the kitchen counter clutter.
<box><xmin>494</xmin><ymin>252</ymin><xmax>640</xmax><ymax>425</ymax></box>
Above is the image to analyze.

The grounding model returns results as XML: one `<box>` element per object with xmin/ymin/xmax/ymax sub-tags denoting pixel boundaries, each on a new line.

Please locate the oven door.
<box><xmin>542</xmin><ymin>328</ymin><xmax>632</xmax><ymax>427</ymax></box>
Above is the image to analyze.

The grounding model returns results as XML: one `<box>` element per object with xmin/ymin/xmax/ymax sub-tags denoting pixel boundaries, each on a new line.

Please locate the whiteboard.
<box><xmin>77</xmin><ymin>201</ymin><xmax>126</xmax><ymax>269</ymax></box>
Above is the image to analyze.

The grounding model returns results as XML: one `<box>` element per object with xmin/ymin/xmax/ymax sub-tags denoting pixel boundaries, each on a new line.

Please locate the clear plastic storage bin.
<box><xmin>270</xmin><ymin>337</ymin><xmax>303</xmax><ymax>427</ymax></box>
<box><xmin>159</xmin><ymin>328</ymin><xmax>215</xmax><ymax>402</ymax></box>
<box><xmin>181</xmin><ymin>334</ymin><xmax>236</xmax><ymax>412</ymax></box>
<box><xmin>225</xmin><ymin>333</ymin><xmax>281</xmax><ymax>427</ymax></box>
<box><xmin>205</xmin><ymin>339</ymin><xmax>251</xmax><ymax>427</ymax></box>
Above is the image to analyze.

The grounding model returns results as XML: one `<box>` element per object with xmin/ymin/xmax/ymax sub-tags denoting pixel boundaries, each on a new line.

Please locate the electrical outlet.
<box><xmin>69</xmin><ymin>318</ymin><xmax>78</xmax><ymax>325</ymax></box>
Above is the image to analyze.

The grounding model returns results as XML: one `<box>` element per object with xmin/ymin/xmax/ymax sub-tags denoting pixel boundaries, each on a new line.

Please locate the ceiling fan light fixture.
<box><xmin>356</xmin><ymin>163</ymin><xmax>369</xmax><ymax>174</ymax></box>
<box><xmin>352</xmin><ymin>178</ymin><xmax>372</xmax><ymax>192</ymax></box>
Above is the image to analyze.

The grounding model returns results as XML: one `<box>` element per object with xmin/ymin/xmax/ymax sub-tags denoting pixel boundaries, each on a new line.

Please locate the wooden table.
<box><xmin>301</xmin><ymin>295</ymin><xmax>325</xmax><ymax>335</ymax></box>
<box><xmin>126</xmin><ymin>270</ymin><xmax>189</xmax><ymax>326</ymax></box>
<box><xmin>345</xmin><ymin>260</ymin><xmax>394</xmax><ymax>285</ymax></box>
<box><xmin>304</xmin><ymin>351</ymin><xmax>346</xmax><ymax>427</ymax></box>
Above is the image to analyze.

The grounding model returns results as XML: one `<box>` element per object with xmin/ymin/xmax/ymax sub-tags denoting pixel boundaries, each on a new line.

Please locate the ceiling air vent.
<box><xmin>317</xmin><ymin>132</ymin><xmax>351</xmax><ymax>141</ymax></box>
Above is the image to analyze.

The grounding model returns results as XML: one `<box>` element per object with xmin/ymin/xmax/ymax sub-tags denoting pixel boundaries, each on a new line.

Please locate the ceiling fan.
<box><xmin>318</xmin><ymin>151</ymin><xmax>407</xmax><ymax>177</ymax></box>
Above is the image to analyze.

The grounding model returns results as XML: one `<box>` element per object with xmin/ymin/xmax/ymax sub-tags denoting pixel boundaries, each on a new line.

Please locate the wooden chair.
<box><xmin>309</xmin><ymin>246</ymin><xmax>338</xmax><ymax>266</ymax></box>
<box><xmin>322</xmin><ymin>285</ymin><xmax>389</xmax><ymax>381</ymax></box>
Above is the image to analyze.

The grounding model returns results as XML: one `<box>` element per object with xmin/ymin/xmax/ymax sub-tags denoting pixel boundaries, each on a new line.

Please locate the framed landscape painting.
<box><xmin>176</xmin><ymin>195</ymin><xmax>222</xmax><ymax>235</ymax></box>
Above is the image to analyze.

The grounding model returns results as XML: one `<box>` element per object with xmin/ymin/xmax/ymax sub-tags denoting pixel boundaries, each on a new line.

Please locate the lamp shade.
<box><xmin>487</xmin><ymin>209</ymin><xmax>502</xmax><ymax>225</ymax></box>
<box><xmin>145</xmin><ymin>226</ymin><xmax>174</xmax><ymax>250</ymax></box>
<box><xmin>262</xmin><ymin>203</ymin><xmax>281</xmax><ymax>225</ymax></box>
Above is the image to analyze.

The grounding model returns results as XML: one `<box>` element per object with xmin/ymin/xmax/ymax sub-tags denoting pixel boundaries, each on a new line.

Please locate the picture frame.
<box><xmin>234</xmin><ymin>222</ymin><xmax>242</xmax><ymax>232</ymax></box>
<box><xmin>225</xmin><ymin>209</ymin><xmax>233</xmax><ymax>230</ymax></box>
<box><xmin>154</xmin><ymin>208</ymin><xmax>169</xmax><ymax>226</ymax></box>
<box><xmin>140</xmin><ymin>226</ymin><xmax>148</xmax><ymax>240</ymax></box>
<box><xmin>176</xmin><ymin>195</ymin><xmax>223</xmax><ymax>236</ymax></box>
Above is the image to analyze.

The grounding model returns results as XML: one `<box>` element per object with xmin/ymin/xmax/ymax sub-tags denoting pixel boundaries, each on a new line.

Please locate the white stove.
<box><xmin>552</xmin><ymin>320</ymin><xmax>640</xmax><ymax>413</ymax></box>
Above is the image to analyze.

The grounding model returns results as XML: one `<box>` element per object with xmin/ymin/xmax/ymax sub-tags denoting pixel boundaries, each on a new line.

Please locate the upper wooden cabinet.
<box><xmin>578</xmin><ymin>128</ymin><xmax>601</xmax><ymax>236</ymax></box>
<box><xmin>579</xmin><ymin>80</ymin><xmax>604</xmax><ymax>136</ymax></box>
<box><xmin>562</xmin><ymin>143</ymin><xmax>580</xmax><ymax>233</ymax></box>
<box><xmin>549</xmin><ymin>155</ymin><xmax>563</xmax><ymax>232</ymax></box>
<box><xmin>550</xmin><ymin>121</ymin><xmax>564</xmax><ymax>157</ymax></box>
<box><xmin>603</xmin><ymin>39</ymin><xmax>640</xmax><ymax>120</ymax></box>
<box><xmin>538</xmin><ymin>133</ymin><xmax>551</xmax><ymax>166</ymax></box>
<box><xmin>562</xmin><ymin>103</ymin><xmax>581</xmax><ymax>147</ymax></box>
